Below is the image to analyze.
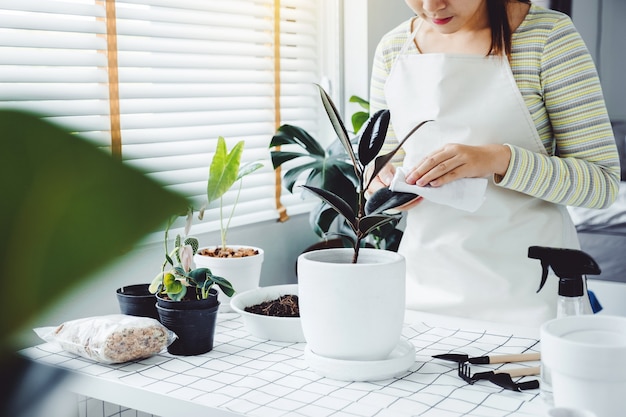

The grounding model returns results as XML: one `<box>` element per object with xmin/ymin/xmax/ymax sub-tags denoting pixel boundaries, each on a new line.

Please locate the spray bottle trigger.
<box><xmin>536</xmin><ymin>259</ymin><xmax>549</xmax><ymax>293</ymax></box>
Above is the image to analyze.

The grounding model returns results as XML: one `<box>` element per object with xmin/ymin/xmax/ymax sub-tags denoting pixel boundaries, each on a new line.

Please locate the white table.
<box><xmin>20</xmin><ymin>312</ymin><xmax>549</xmax><ymax>417</ymax></box>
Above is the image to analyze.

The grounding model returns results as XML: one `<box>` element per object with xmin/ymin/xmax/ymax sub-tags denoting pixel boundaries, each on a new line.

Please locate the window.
<box><xmin>0</xmin><ymin>0</ymin><xmax>338</xmax><ymax>237</ymax></box>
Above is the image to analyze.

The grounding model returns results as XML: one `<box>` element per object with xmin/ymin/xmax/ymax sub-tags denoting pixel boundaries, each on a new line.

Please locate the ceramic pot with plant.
<box><xmin>193</xmin><ymin>136</ymin><xmax>264</xmax><ymax>310</ymax></box>
<box><xmin>150</xmin><ymin>233</ymin><xmax>235</xmax><ymax>355</ymax></box>
<box><xmin>297</xmin><ymin>85</ymin><xmax>431</xmax><ymax>365</ymax></box>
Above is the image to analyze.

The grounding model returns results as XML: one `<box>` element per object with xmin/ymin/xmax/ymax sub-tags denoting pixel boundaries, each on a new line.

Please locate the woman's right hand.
<box><xmin>366</xmin><ymin>163</ymin><xmax>396</xmax><ymax>195</ymax></box>
<box><xmin>366</xmin><ymin>164</ymin><xmax>422</xmax><ymax>211</ymax></box>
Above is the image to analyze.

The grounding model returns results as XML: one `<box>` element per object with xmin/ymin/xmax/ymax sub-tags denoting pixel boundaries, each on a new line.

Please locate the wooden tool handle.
<box><xmin>488</xmin><ymin>352</ymin><xmax>541</xmax><ymax>364</ymax></box>
<box><xmin>496</xmin><ymin>366</ymin><xmax>541</xmax><ymax>378</ymax></box>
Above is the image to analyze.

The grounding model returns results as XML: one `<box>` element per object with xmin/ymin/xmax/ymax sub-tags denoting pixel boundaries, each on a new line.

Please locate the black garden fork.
<box><xmin>458</xmin><ymin>362</ymin><xmax>540</xmax><ymax>392</ymax></box>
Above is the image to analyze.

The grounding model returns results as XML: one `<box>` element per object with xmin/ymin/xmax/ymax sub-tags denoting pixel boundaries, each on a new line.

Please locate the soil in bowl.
<box><xmin>245</xmin><ymin>294</ymin><xmax>299</xmax><ymax>317</ymax></box>
<box><xmin>198</xmin><ymin>246</ymin><xmax>259</xmax><ymax>258</ymax></box>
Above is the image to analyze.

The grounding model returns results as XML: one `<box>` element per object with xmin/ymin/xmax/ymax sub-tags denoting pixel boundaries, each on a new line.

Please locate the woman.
<box><xmin>368</xmin><ymin>0</ymin><xmax>620</xmax><ymax>325</ymax></box>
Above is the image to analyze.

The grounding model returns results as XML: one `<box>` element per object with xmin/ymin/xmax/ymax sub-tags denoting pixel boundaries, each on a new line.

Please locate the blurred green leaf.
<box><xmin>0</xmin><ymin>110</ymin><xmax>189</xmax><ymax>343</ymax></box>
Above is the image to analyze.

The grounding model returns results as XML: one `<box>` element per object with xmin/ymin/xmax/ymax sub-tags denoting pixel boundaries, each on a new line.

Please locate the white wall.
<box><xmin>342</xmin><ymin>1</ymin><xmax>412</xmax><ymax>117</ymax></box>
<box><xmin>572</xmin><ymin>0</ymin><xmax>625</xmax><ymax>121</ymax></box>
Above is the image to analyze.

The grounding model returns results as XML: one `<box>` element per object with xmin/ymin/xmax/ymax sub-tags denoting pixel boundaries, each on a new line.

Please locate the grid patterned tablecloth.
<box><xmin>21</xmin><ymin>313</ymin><xmax>548</xmax><ymax>417</ymax></box>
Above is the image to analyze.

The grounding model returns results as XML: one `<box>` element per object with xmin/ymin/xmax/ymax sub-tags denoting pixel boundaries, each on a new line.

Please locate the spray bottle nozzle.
<box><xmin>528</xmin><ymin>246</ymin><xmax>601</xmax><ymax>297</ymax></box>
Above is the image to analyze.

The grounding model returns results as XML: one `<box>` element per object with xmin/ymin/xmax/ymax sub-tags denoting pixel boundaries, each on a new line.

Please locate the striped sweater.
<box><xmin>370</xmin><ymin>4</ymin><xmax>620</xmax><ymax>209</ymax></box>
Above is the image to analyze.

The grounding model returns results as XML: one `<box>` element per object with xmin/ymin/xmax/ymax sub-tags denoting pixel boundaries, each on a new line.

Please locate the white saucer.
<box><xmin>304</xmin><ymin>338</ymin><xmax>415</xmax><ymax>381</ymax></box>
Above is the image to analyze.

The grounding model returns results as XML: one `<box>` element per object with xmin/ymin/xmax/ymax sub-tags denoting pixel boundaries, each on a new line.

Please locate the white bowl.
<box><xmin>230</xmin><ymin>284</ymin><xmax>305</xmax><ymax>343</ymax></box>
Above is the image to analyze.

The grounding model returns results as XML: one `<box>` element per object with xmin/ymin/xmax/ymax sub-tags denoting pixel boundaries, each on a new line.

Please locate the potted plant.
<box><xmin>192</xmin><ymin>136</ymin><xmax>264</xmax><ymax>310</ymax></box>
<box><xmin>149</xmin><ymin>223</ymin><xmax>235</xmax><ymax>356</ymax></box>
<box><xmin>270</xmin><ymin>96</ymin><xmax>403</xmax><ymax>252</ymax></box>
<box><xmin>297</xmin><ymin>85</ymin><xmax>430</xmax><ymax>364</ymax></box>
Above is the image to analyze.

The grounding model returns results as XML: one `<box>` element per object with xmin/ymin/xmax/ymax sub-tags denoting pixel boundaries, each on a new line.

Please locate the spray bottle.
<box><xmin>528</xmin><ymin>246</ymin><xmax>601</xmax><ymax>317</ymax></box>
<box><xmin>528</xmin><ymin>245</ymin><xmax>602</xmax><ymax>405</ymax></box>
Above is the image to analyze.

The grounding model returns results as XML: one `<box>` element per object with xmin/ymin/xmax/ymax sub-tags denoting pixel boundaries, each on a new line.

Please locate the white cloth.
<box><xmin>383</xmin><ymin>24</ymin><xmax>580</xmax><ymax>326</ymax></box>
<box><xmin>390</xmin><ymin>167</ymin><xmax>487</xmax><ymax>213</ymax></box>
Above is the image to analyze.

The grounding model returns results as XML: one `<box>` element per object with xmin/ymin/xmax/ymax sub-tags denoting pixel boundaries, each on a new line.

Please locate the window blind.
<box><xmin>0</xmin><ymin>0</ymin><xmax>326</xmax><ymax>237</ymax></box>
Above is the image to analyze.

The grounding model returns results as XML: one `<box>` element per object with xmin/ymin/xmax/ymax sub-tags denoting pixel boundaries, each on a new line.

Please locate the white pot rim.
<box><xmin>298</xmin><ymin>247</ymin><xmax>403</xmax><ymax>265</ymax></box>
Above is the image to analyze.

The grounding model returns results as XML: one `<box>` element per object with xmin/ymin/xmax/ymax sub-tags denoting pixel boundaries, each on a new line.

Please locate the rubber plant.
<box><xmin>303</xmin><ymin>84</ymin><xmax>431</xmax><ymax>263</ymax></box>
<box><xmin>270</xmin><ymin>96</ymin><xmax>403</xmax><ymax>250</ymax></box>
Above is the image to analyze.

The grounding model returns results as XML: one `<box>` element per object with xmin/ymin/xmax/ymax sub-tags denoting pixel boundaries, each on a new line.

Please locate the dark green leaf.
<box><xmin>301</xmin><ymin>185</ymin><xmax>357</xmax><ymax>233</ymax></box>
<box><xmin>364</xmin><ymin>188</ymin><xmax>420</xmax><ymax>215</ymax></box>
<box><xmin>269</xmin><ymin>124</ymin><xmax>326</xmax><ymax>157</ymax></box>
<box><xmin>358</xmin><ymin>109</ymin><xmax>391</xmax><ymax>166</ymax></box>
<box><xmin>282</xmin><ymin>161</ymin><xmax>322</xmax><ymax>193</ymax></box>
<box><xmin>270</xmin><ymin>150</ymin><xmax>311</xmax><ymax>169</ymax></box>
<box><xmin>366</xmin><ymin>119</ymin><xmax>433</xmax><ymax>190</ymax></box>
<box><xmin>359</xmin><ymin>215</ymin><xmax>401</xmax><ymax>237</ymax></box>
<box><xmin>316</xmin><ymin>84</ymin><xmax>359</xmax><ymax>174</ymax></box>
<box><xmin>212</xmin><ymin>275</ymin><xmax>235</xmax><ymax>297</ymax></box>
<box><xmin>187</xmin><ymin>268</ymin><xmax>211</xmax><ymax>286</ymax></box>
<box><xmin>310</xmin><ymin>203</ymin><xmax>340</xmax><ymax>237</ymax></box>
<box><xmin>184</xmin><ymin>236</ymin><xmax>199</xmax><ymax>255</ymax></box>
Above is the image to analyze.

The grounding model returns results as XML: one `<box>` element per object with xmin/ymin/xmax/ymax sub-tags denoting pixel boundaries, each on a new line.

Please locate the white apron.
<box><xmin>384</xmin><ymin>25</ymin><xmax>580</xmax><ymax>326</ymax></box>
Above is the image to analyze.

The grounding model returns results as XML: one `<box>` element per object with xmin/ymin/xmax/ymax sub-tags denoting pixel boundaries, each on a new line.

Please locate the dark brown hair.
<box><xmin>487</xmin><ymin>0</ymin><xmax>531</xmax><ymax>57</ymax></box>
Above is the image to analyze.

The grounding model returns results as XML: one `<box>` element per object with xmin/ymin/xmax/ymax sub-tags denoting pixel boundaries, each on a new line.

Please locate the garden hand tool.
<box><xmin>433</xmin><ymin>351</ymin><xmax>540</xmax><ymax>364</ymax></box>
<box><xmin>458</xmin><ymin>363</ymin><xmax>540</xmax><ymax>392</ymax></box>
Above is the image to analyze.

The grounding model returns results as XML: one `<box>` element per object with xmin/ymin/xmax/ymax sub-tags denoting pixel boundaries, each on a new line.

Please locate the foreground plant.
<box><xmin>302</xmin><ymin>85</ymin><xmax>430</xmax><ymax>263</ymax></box>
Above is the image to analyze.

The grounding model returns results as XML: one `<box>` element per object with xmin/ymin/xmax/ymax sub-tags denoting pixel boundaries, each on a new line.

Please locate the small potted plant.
<box><xmin>192</xmin><ymin>136</ymin><xmax>264</xmax><ymax>310</ymax></box>
<box><xmin>149</xmin><ymin>220</ymin><xmax>235</xmax><ymax>356</ymax></box>
<box><xmin>297</xmin><ymin>85</ymin><xmax>430</xmax><ymax>365</ymax></box>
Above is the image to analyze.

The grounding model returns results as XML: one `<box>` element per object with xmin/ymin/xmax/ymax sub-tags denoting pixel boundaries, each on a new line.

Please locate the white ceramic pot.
<box><xmin>540</xmin><ymin>315</ymin><xmax>626</xmax><ymax>417</ymax></box>
<box><xmin>194</xmin><ymin>245</ymin><xmax>264</xmax><ymax>312</ymax></box>
<box><xmin>297</xmin><ymin>248</ymin><xmax>406</xmax><ymax>361</ymax></box>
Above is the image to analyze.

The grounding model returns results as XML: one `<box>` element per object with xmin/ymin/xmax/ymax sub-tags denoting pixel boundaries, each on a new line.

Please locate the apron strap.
<box><xmin>394</xmin><ymin>18</ymin><xmax>422</xmax><ymax>64</ymax></box>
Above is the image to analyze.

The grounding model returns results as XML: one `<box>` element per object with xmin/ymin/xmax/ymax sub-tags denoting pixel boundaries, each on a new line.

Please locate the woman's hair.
<box><xmin>487</xmin><ymin>0</ymin><xmax>531</xmax><ymax>57</ymax></box>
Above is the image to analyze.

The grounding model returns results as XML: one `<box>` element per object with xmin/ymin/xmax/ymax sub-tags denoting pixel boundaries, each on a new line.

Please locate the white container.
<box><xmin>229</xmin><ymin>284</ymin><xmax>304</xmax><ymax>343</ymax></box>
<box><xmin>540</xmin><ymin>315</ymin><xmax>626</xmax><ymax>417</ymax></box>
<box><xmin>545</xmin><ymin>408</ymin><xmax>597</xmax><ymax>417</ymax></box>
<box><xmin>297</xmin><ymin>248</ymin><xmax>406</xmax><ymax>361</ymax></box>
<box><xmin>194</xmin><ymin>245</ymin><xmax>264</xmax><ymax>312</ymax></box>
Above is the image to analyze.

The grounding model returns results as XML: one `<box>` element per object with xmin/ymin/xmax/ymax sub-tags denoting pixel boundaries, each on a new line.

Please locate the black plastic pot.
<box><xmin>116</xmin><ymin>284</ymin><xmax>159</xmax><ymax>320</ymax></box>
<box><xmin>156</xmin><ymin>289</ymin><xmax>220</xmax><ymax>356</ymax></box>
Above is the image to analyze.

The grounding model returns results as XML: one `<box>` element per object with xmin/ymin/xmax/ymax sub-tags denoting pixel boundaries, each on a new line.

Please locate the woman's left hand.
<box><xmin>404</xmin><ymin>143</ymin><xmax>511</xmax><ymax>187</ymax></box>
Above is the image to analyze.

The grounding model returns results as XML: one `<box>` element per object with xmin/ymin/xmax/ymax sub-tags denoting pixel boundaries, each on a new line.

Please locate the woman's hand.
<box><xmin>366</xmin><ymin>163</ymin><xmax>423</xmax><ymax>211</ymax></box>
<box><xmin>404</xmin><ymin>143</ymin><xmax>511</xmax><ymax>187</ymax></box>
<box><xmin>366</xmin><ymin>163</ymin><xmax>396</xmax><ymax>195</ymax></box>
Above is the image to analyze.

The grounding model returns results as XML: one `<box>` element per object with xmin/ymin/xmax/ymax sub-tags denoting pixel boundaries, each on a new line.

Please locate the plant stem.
<box><xmin>219</xmin><ymin>198</ymin><xmax>226</xmax><ymax>250</ymax></box>
<box><xmin>220</xmin><ymin>179</ymin><xmax>243</xmax><ymax>250</ymax></box>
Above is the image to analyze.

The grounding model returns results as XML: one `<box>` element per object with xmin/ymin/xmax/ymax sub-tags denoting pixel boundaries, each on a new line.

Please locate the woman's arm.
<box><xmin>498</xmin><ymin>12</ymin><xmax>620</xmax><ymax>209</ymax></box>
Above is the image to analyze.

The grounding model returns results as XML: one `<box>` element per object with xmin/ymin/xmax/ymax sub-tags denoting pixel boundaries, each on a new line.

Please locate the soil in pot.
<box><xmin>197</xmin><ymin>246</ymin><xmax>259</xmax><ymax>258</ymax></box>
<box><xmin>245</xmin><ymin>294</ymin><xmax>299</xmax><ymax>317</ymax></box>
